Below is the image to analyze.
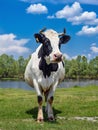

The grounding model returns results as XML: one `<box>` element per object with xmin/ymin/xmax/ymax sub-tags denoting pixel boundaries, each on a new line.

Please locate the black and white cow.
<box><xmin>25</xmin><ymin>28</ymin><xmax>70</xmax><ymax>122</ymax></box>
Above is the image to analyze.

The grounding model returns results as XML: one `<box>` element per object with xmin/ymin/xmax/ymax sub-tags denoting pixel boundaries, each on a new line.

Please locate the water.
<box><xmin>59</xmin><ymin>79</ymin><xmax>98</xmax><ymax>88</ymax></box>
<box><xmin>0</xmin><ymin>80</ymin><xmax>34</xmax><ymax>90</ymax></box>
<box><xmin>0</xmin><ymin>80</ymin><xmax>98</xmax><ymax>90</ymax></box>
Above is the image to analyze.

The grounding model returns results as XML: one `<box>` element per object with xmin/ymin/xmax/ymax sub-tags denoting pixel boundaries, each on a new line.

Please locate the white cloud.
<box><xmin>79</xmin><ymin>0</ymin><xmax>98</xmax><ymax>5</ymax></box>
<box><xmin>68</xmin><ymin>11</ymin><xmax>98</xmax><ymax>25</ymax></box>
<box><xmin>87</xmin><ymin>53</ymin><xmax>92</xmax><ymax>59</ymax></box>
<box><xmin>0</xmin><ymin>33</ymin><xmax>30</xmax><ymax>57</ymax></box>
<box><xmin>91</xmin><ymin>43</ymin><xmax>96</xmax><ymax>46</ymax></box>
<box><xmin>26</xmin><ymin>3</ymin><xmax>48</xmax><ymax>14</ymax></box>
<box><xmin>48</xmin><ymin>2</ymin><xmax>98</xmax><ymax>26</ymax></box>
<box><xmin>64</xmin><ymin>53</ymin><xmax>78</xmax><ymax>60</ymax></box>
<box><xmin>47</xmin><ymin>15</ymin><xmax>55</xmax><ymax>19</ymax></box>
<box><xmin>55</xmin><ymin>2</ymin><xmax>82</xmax><ymax>19</ymax></box>
<box><xmin>77</xmin><ymin>26</ymin><xmax>98</xmax><ymax>35</ymax></box>
<box><xmin>90</xmin><ymin>43</ymin><xmax>98</xmax><ymax>53</ymax></box>
<box><xmin>64</xmin><ymin>53</ymin><xmax>71</xmax><ymax>60</ymax></box>
<box><xmin>71</xmin><ymin>55</ymin><xmax>78</xmax><ymax>60</ymax></box>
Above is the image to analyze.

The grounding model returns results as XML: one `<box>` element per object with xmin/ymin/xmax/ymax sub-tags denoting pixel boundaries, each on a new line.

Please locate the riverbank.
<box><xmin>1</xmin><ymin>77</ymin><xmax>98</xmax><ymax>81</ymax></box>
<box><xmin>0</xmin><ymin>80</ymin><xmax>98</xmax><ymax>91</ymax></box>
<box><xmin>0</xmin><ymin>77</ymin><xmax>24</xmax><ymax>81</ymax></box>
<box><xmin>0</xmin><ymin>85</ymin><xmax>98</xmax><ymax>130</ymax></box>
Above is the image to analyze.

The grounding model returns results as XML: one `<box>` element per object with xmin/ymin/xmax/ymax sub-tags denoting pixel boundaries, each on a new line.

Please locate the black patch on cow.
<box><xmin>34</xmin><ymin>33</ymin><xmax>46</xmax><ymax>43</ymax></box>
<box><xmin>62</xmin><ymin>61</ymin><xmax>64</xmax><ymax>67</ymax></box>
<box><xmin>37</xmin><ymin>35</ymin><xmax>58</xmax><ymax>78</ymax></box>
<box><xmin>39</xmin><ymin>58</ymin><xmax>58</xmax><ymax>78</ymax></box>
<box><xmin>38</xmin><ymin>96</ymin><xmax>43</xmax><ymax>104</ymax></box>
<box><xmin>38</xmin><ymin>38</ymin><xmax>52</xmax><ymax>58</ymax></box>
<box><xmin>59</xmin><ymin>35</ymin><xmax>71</xmax><ymax>44</ymax></box>
<box><xmin>50</xmin><ymin>96</ymin><xmax>54</xmax><ymax>102</ymax></box>
<box><xmin>48</xmin><ymin>96</ymin><xmax>54</xmax><ymax>104</ymax></box>
<box><xmin>59</xmin><ymin>43</ymin><xmax>61</xmax><ymax>49</ymax></box>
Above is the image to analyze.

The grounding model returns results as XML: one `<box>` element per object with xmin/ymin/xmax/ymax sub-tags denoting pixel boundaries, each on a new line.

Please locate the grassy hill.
<box><xmin>0</xmin><ymin>85</ymin><xmax>98</xmax><ymax>130</ymax></box>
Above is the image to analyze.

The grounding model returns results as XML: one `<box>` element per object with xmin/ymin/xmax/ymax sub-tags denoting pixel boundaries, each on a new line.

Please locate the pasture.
<box><xmin>0</xmin><ymin>85</ymin><xmax>98</xmax><ymax>130</ymax></box>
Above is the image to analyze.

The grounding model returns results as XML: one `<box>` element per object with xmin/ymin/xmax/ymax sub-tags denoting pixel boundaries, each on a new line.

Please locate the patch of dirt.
<box><xmin>57</xmin><ymin>116</ymin><xmax>98</xmax><ymax>122</ymax></box>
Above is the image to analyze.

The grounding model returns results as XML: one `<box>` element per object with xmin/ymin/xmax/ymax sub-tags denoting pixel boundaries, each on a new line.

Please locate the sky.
<box><xmin>0</xmin><ymin>0</ymin><xmax>98</xmax><ymax>60</ymax></box>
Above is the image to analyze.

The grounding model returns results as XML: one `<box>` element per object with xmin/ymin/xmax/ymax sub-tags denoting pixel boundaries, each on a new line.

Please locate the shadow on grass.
<box><xmin>26</xmin><ymin>106</ymin><xmax>62</xmax><ymax>123</ymax></box>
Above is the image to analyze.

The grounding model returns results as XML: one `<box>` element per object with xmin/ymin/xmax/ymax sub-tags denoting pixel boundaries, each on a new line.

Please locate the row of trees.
<box><xmin>0</xmin><ymin>54</ymin><xmax>30</xmax><ymax>79</ymax></box>
<box><xmin>65</xmin><ymin>55</ymin><xmax>98</xmax><ymax>79</ymax></box>
<box><xmin>0</xmin><ymin>54</ymin><xmax>98</xmax><ymax>79</ymax></box>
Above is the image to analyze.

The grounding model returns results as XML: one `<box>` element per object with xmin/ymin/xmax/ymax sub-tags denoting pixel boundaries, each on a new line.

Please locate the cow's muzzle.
<box><xmin>53</xmin><ymin>53</ymin><xmax>63</xmax><ymax>62</ymax></box>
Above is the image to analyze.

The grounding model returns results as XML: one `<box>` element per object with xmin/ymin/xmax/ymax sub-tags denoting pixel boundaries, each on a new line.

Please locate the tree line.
<box><xmin>0</xmin><ymin>54</ymin><xmax>30</xmax><ymax>79</ymax></box>
<box><xmin>65</xmin><ymin>55</ymin><xmax>98</xmax><ymax>79</ymax></box>
<box><xmin>0</xmin><ymin>54</ymin><xmax>98</xmax><ymax>80</ymax></box>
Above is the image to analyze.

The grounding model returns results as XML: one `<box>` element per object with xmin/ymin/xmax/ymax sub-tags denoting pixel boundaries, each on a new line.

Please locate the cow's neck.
<box><xmin>38</xmin><ymin>45</ymin><xmax>58</xmax><ymax>78</ymax></box>
<box><xmin>39</xmin><ymin>57</ymin><xmax>58</xmax><ymax>78</ymax></box>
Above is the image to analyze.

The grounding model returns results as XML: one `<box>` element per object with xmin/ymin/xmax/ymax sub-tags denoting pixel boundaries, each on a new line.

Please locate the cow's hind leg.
<box><xmin>46</xmin><ymin>82</ymin><xmax>58</xmax><ymax>121</ymax></box>
<box><xmin>47</xmin><ymin>96</ymin><xmax>54</xmax><ymax>121</ymax></box>
<box><xmin>44</xmin><ymin>90</ymin><xmax>54</xmax><ymax>120</ymax></box>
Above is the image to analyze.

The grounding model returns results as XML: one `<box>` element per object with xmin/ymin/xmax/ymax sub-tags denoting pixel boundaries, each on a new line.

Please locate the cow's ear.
<box><xmin>34</xmin><ymin>33</ymin><xmax>42</xmax><ymax>43</ymax></box>
<box><xmin>34</xmin><ymin>33</ymin><xmax>45</xmax><ymax>43</ymax></box>
<box><xmin>59</xmin><ymin>35</ymin><xmax>71</xmax><ymax>44</ymax></box>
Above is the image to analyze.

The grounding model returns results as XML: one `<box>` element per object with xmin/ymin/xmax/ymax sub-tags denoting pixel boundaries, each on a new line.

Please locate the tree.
<box><xmin>81</xmin><ymin>56</ymin><xmax>88</xmax><ymax>78</ymax></box>
<box><xmin>17</xmin><ymin>56</ymin><xmax>28</xmax><ymax>78</ymax></box>
<box><xmin>88</xmin><ymin>56</ymin><xmax>98</xmax><ymax>79</ymax></box>
<box><xmin>0</xmin><ymin>54</ymin><xmax>9</xmax><ymax>78</ymax></box>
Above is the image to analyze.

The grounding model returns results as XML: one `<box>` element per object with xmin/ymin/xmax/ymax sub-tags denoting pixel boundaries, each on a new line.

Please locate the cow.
<box><xmin>24</xmin><ymin>28</ymin><xmax>70</xmax><ymax>122</ymax></box>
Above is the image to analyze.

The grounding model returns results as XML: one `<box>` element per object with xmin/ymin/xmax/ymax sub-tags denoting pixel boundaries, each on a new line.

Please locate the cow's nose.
<box><xmin>54</xmin><ymin>53</ymin><xmax>63</xmax><ymax>62</ymax></box>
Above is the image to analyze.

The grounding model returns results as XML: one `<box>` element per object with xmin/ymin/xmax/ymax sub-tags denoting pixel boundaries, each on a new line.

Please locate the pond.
<box><xmin>0</xmin><ymin>80</ymin><xmax>33</xmax><ymax>90</ymax></box>
<box><xmin>0</xmin><ymin>80</ymin><xmax>98</xmax><ymax>90</ymax></box>
<box><xmin>60</xmin><ymin>79</ymin><xmax>98</xmax><ymax>88</ymax></box>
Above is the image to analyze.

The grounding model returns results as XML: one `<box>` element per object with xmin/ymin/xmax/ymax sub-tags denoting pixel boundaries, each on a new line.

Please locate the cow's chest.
<box><xmin>39</xmin><ymin>58</ymin><xmax>58</xmax><ymax>78</ymax></box>
<box><xmin>38</xmin><ymin>73</ymin><xmax>57</xmax><ymax>91</ymax></box>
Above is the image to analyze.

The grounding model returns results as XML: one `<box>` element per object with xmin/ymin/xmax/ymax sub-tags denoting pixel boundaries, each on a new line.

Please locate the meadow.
<box><xmin>0</xmin><ymin>85</ymin><xmax>98</xmax><ymax>130</ymax></box>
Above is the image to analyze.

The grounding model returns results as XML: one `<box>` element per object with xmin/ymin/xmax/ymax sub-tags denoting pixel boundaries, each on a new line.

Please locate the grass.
<box><xmin>0</xmin><ymin>85</ymin><xmax>98</xmax><ymax>130</ymax></box>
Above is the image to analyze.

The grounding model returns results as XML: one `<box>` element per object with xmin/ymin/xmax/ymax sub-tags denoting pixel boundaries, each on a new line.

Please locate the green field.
<box><xmin>0</xmin><ymin>85</ymin><xmax>98</xmax><ymax>130</ymax></box>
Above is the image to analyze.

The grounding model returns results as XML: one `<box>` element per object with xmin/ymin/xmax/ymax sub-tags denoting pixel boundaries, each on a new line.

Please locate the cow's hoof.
<box><xmin>37</xmin><ymin>118</ymin><xmax>44</xmax><ymax>123</ymax></box>
<box><xmin>48</xmin><ymin>117</ymin><xmax>55</xmax><ymax>121</ymax></box>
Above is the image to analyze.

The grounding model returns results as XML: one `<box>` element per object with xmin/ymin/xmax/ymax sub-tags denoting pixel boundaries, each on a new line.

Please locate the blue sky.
<box><xmin>0</xmin><ymin>0</ymin><xmax>98</xmax><ymax>59</ymax></box>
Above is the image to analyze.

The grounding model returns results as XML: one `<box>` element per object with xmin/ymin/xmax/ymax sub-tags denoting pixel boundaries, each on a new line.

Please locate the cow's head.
<box><xmin>34</xmin><ymin>28</ymin><xmax>71</xmax><ymax>64</ymax></box>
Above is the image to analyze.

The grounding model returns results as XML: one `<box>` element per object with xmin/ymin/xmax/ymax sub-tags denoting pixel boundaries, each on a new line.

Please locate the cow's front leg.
<box><xmin>33</xmin><ymin>79</ymin><xmax>44</xmax><ymax>122</ymax></box>
<box><xmin>46</xmin><ymin>81</ymin><xmax>58</xmax><ymax>121</ymax></box>
<box><xmin>37</xmin><ymin>96</ymin><xmax>43</xmax><ymax>122</ymax></box>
